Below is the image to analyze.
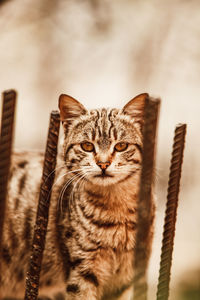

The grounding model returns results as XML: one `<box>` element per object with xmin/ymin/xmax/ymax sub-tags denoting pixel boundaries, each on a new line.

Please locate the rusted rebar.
<box><xmin>133</xmin><ymin>96</ymin><xmax>160</xmax><ymax>300</ymax></box>
<box><xmin>24</xmin><ymin>111</ymin><xmax>60</xmax><ymax>300</ymax></box>
<box><xmin>156</xmin><ymin>124</ymin><xmax>187</xmax><ymax>300</ymax></box>
<box><xmin>0</xmin><ymin>89</ymin><xmax>17</xmax><ymax>253</ymax></box>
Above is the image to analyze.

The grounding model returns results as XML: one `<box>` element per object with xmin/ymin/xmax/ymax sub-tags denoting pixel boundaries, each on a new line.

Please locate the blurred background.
<box><xmin>0</xmin><ymin>0</ymin><xmax>200</xmax><ymax>299</ymax></box>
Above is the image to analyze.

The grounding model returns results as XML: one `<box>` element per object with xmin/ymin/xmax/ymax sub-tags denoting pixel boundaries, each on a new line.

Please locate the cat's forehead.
<box><xmin>67</xmin><ymin>107</ymin><xmax>142</xmax><ymax>146</ymax></box>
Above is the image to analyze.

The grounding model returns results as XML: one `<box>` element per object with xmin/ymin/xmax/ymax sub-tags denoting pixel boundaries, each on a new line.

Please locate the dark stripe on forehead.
<box><xmin>95</xmin><ymin>110</ymin><xmax>99</xmax><ymax>122</ymax></box>
<box><xmin>108</xmin><ymin>109</ymin><xmax>115</xmax><ymax>138</ymax></box>
<box><xmin>101</xmin><ymin>108</ymin><xmax>107</xmax><ymax>117</ymax></box>
<box><xmin>96</xmin><ymin>111</ymin><xmax>112</xmax><ymax>146</ymax></box>
<box><xmin>98</xmin><ymin>126</ymin><xmax>101</xmax><ymax>138</ymax></box>
<box><xmin>113</xmin><ymin>128</ymin><xmax>118</xmax><ymax>140</ymax></box>
<box><xmin>95</xmin><ymin>110</ymin><xmax>100</xmax><ymax>128</ymax></box>
<box><xmin>92</xmin><ymin>128</ymin><xmax>96</xmax><ymax>141</ymax></box>
<box><xmin>101</xmin><ymin>109</ymin><xmax>109</xmax><ymax>138</ymax></box>
<box><xmin>95</xmin><ymin>109</ymin><xmax>102</xmax><ymax>137</ymax></box>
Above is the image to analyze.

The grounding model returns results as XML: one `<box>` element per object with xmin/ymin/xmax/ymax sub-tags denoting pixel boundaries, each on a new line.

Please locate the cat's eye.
<box><xmin>81</xmin><ymin>142</ymin><xmax>95</xmax><ymax>152</ymax></box>
<box><xmin>114</xmin><ymin>142</ymin><xmax>128</xmax><ymax>152</ymax></box>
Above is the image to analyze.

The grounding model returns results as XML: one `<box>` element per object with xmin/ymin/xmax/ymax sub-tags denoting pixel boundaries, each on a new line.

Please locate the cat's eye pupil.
<box><xmin>81</xmin><ymin>142</ymin><xmax>94</xmax><ymax>152</ymax></box>
<box><xmin>114</xmin><ymin>142</ymin><xmax>128</xmax><ymax>152</ymax></box>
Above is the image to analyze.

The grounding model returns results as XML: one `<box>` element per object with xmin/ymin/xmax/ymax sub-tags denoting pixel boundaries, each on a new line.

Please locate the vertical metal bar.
<box><xmin>0</xmin><ymin>89</ymin><xmax>16</xmax><ymax>255</ymax></box>
<box><xmin>133</xmin><ymin>96</ymin><xmax>160</xmax><ymax>300</ymax></box>
<box><xmin>24</xmin><ymin>111</ymin><xmax>60</xmax><ymax>300</ymax></box>
<box><xmin>156</xmin><ymin>124</ymin><xmax>187</xmax><ymax>300</ymax></box>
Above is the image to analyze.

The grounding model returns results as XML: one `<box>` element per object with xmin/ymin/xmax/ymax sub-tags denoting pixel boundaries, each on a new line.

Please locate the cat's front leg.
<box><xmin>65</xmin><ymin>269</ymin><xmax>98</xmax><ymax>300</ymax></box>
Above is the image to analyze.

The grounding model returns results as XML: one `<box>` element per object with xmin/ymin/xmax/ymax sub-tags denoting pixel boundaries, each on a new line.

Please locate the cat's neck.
<box><xmin>83</xmin><ymin>174</ymin><xmax>140</xmax><ymax>209</ymax></box>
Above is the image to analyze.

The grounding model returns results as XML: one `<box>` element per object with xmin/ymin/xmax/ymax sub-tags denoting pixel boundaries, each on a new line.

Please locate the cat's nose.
<box><xmin>97</xmin><ymin>161</ymin><xmax>111</xmax><ymax>170</ymax></box>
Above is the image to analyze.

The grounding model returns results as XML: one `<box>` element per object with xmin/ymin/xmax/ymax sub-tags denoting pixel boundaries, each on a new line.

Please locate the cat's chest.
<box><xmin>69</xmin><ymin>187</ymin><xmax>137</xmax><ymax>250</ymax></box>
<box><xmin>96</xmin><ymin>247</ymin><xmax>134</xmax><ymax>298</ymax></box>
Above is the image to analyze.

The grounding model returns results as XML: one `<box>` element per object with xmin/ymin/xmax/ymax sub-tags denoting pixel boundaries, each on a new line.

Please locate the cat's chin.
<box><xmin>86</xmin><ymin>175</ymin><xmax>124</xmax><ymax>187</ymax></box>
<box><xmin>86</xmin><ymin>170</ymin><xmax>138</xmax><ymax>187</ymax></box>
<box><xmin>91</xmin><ymin>178</ymin><xmax>118</xmax><ymax>187</ymax></box>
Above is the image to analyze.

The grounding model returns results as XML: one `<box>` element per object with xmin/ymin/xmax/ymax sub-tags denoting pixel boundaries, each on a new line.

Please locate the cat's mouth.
<box><xmin>93</xmin><ymin>171</ymin><xmax>114</xmax><ymax>178</ymax></box>
<box><xmin>94</xmin><ymin>174</ymin><xmax>114</xmax><ymax>178</ymax></box>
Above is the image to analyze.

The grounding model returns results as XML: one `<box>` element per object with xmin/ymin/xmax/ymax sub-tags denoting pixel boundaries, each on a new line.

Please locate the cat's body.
<box><xmin>1</xmin><ymin>93</ymin><xmax>155</xmax><ymax>300</ymax></box>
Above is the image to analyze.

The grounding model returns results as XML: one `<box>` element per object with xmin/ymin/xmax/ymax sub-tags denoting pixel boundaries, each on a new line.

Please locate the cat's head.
<box><xmin>59</xmin><ymin>93</ymin><xmax>147</xmax><ymax>187</ymax></box>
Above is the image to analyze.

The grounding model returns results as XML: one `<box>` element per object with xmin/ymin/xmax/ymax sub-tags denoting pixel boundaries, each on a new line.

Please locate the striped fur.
<box><xmin>1</xmin><ymin>93</ymin><xmax>155</xmax><ymax>300</ymax></box>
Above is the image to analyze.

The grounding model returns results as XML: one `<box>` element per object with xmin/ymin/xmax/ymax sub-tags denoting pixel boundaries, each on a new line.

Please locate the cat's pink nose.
<box><xmin>97</xmin><ymin>161</ymin><xmax>111</xmax><ymax>170</ymax></box>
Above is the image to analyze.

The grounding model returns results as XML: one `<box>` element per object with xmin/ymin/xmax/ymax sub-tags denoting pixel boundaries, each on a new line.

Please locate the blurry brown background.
<box><xmin>0</xmin><ymin>0</ymin><xmax>200</xmax><ymax>299</ymax></box>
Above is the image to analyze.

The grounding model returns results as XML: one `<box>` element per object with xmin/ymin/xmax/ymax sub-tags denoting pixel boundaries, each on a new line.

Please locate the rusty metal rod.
<box><xmin>0</xmin><ymin>90</ymin><xmax>17</xmax><ymax>254</ymax></box>
<box><xmin>24</xmin><ymin>111</ymin><xmax>60</xmax><ymax>300</ymax></box>
<box><xmin>156</xmin><ymin>124</ymin><xmax>187</xmax><ymax>300</ymax></box>
<box><xmin>133</xmin><ymin>96</ymin><xmax>160</xmax><ymax>300</ymax></box>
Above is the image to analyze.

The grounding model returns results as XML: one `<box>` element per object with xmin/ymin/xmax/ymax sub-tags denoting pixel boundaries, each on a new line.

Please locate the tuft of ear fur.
<box><xmin>122</xmin><ymin>93</ymin><xmax>148</xmax><ymax>119</ymax></box>
<box><xmin>59</xmin><ymin>94</ymin><xmax>86</xmax><ymax>121</ymax></box>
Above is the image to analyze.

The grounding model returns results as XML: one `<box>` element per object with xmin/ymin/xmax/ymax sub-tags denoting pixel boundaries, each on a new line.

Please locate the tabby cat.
<box><xmin>1</xmin><ymin>93</ymin><xmax>155</xmax><ymax>300</ymax></box>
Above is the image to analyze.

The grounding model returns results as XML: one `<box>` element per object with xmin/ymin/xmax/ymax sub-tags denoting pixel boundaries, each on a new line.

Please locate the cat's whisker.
<box><xmin>72</xmin><ymin>176</ymin><xmax>86</xmax><ymax>208</ymax></box>
<box><xmin>69</xmin><ymin>170</ymin><xmax>89</xmax><ymax>202</ymax></box>
<box><xmin>58</xmin><ymin>172</ymin><xmax>84</xmax><ymax>213</ymax></box>
<box><xmin>43</xmin><ymin>163</ymin><xmax>66</xmax><ymax>186</ymax></box>
<box><xmin>60</xmin><ymin>175</ymin><xmax>81</xmax><ymax>214</ymax></box>
<box><xmin>46</xmin><ymin>167</ymin><xmax>90</xmax><ymax>204</ymax></box>
<box><xmin>58</xmin><ymin>169</ymin><xmax>89</xmax><ymax>213</ymax></box>
<box><xmin>68</xmin><ymin>172</ymin><xmax>88</xmax><ymax>212</ymax></box>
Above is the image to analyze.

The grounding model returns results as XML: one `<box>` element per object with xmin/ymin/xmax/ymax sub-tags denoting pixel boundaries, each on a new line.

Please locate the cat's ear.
<box><xmin>59</xmin><ymin>94</ymin><xmax>87</xmax><ymax>121</ymax></box>
<box><xmin>122</xmin><ymin>93</ymin><xmax>148</xmax><ymax>119</ymax></box>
